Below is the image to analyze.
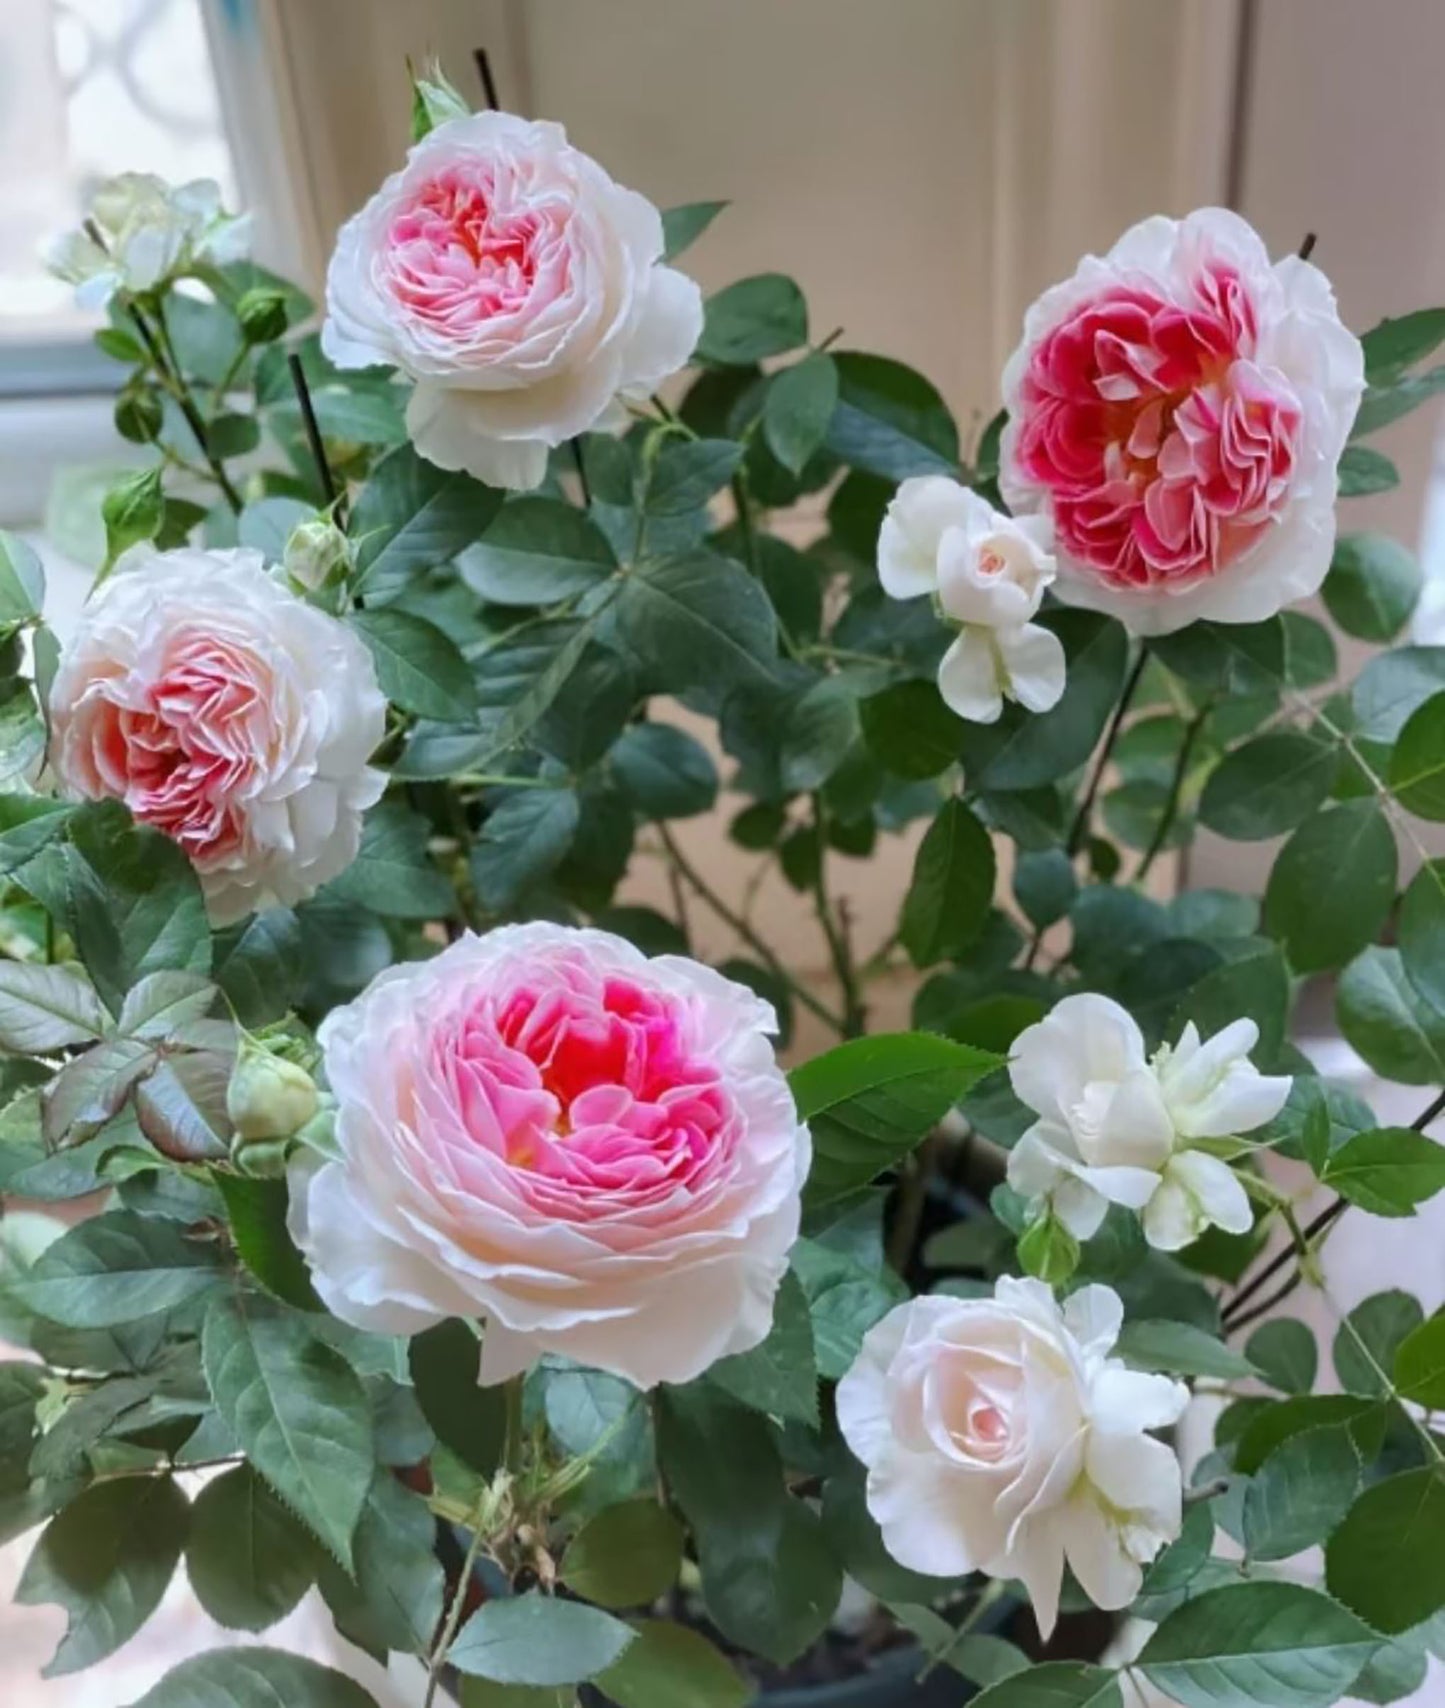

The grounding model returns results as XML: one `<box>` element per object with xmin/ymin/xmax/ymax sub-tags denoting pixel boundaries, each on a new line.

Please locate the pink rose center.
<box><xmin>385</xmin><ymin>167</ymin><xmax>557</xmax><ymax>331</ymax></box>
<box><xmin>84</xmin><ymin>633</ymin><xmax>269</xmax><ymax>861</ymax></box>
<box><xmin>428</xmin><ymin>971</ymin><xmax>736</xmax><ymax>1217</ymax></box>
<box><xmin>977</xmin><ymin>547</ymin><xmax>1006</xmax><ymax>578</ymax></box>
<box><xmin>1013</xmin><ymin>262</ymin><xmax>1303</xmax><ymax>588</ymax></box>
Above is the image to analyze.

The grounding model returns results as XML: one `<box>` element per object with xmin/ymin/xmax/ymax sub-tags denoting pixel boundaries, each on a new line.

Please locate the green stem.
<box><xmin>655</xmin><ymin>822</ymin><xmax>847</xmax><ymax>1036</ymax></box>
<box><xmin>423</xmin><ymin>1503</ymin><xmax>489</xmax><ymax>1708</ymax></box>
<box><xmin>126</xmin><ymin>301</ymin><xmax>243</xmax><ymax>515</ymax></box>
<box><xmin>503</xmin><ymin>1372</ymin><xmax>526</xmax><ymax>1477</ymax></box>
<box><xmin>1065</xmin><ymin>644</ymin><xmax>1150</xmax><ymax>857</ymax></box>
<box><xmin>1135</xmin><ymin>695</ymin><xmax>1213</xmax><ymax>882</ymax></box>
<box><xmin>810</xmin><ymin>795</ymin><xmax>864</xmax><ymax>1036</ymax></box>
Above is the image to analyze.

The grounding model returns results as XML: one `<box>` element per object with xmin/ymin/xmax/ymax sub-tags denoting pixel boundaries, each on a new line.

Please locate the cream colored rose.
<box><xmin>322</xmin><ymin>111</ymin><xmax>703</xmax><ymax>491</ymax></box>
<box><xmin>837</xmin><ymin>1279</ymin><xmax>1187</xmax><ymax>1633</ymax></box>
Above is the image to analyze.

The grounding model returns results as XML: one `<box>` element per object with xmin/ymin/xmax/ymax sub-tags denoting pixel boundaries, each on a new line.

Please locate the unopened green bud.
<box><xmin>283</xmin><ymin>516</ymin><xmax>351</xmax><ymax>592</ymax></box>
<box><xmin>236</xmin><ymin>286</ymin><xmax>289</xmax><ymax>346</ymax></box>
<box><xmin>227</xmin><ymin>1037</ymin><xmax>319</xmax><ymax>1144</ymax></box>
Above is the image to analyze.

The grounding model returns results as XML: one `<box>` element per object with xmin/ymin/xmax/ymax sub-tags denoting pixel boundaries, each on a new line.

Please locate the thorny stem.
<box><xmin>1065</xmin><ymin>645</ymin><xmax>1150</xmax><ymax>858</ymax></box>
<box><xmin>1135</xmin><ymin>695</ymin><xmax>1215</xmax><ymax>882</ymax></box>
<box><xmin>125</xmin><ymin>300</ymin><xmax>243</xmax><ymax>515</ymax></box>
<box><xmin>811</xmin><ymin>795</ymin><xmax>865</xmax><ymax>1037</ymax></box>
<box><xmin>423</xmin><ymin>1498</ymin><xmax>490</xmax><ymax>1708</ymax></box>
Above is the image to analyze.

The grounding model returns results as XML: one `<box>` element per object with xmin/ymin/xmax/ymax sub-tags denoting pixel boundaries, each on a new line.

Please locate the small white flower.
<box><xmin>876</xmin><ymin>478</ymin><xmax>1065</xmax><ymax>725</ymax></box>
<box><xmin>48</xmin><ymin>174</ymin><xmax>249</xmax><ymax>308</ymax></box>
<box><xmin>1007</xmin><ymin>994</ymin><xmax>1290</xmax><ymax>1250</ymax></box>
<box><xmin>837</xmin><ymin>1278</ymin><xmax>1187</xmax><ymax>1634</ymax></box>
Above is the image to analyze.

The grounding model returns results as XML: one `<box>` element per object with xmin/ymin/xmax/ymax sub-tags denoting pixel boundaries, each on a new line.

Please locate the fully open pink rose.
<box><xmin>48</xmin><ymin>546</ymin><xmax>385</xmax><ymax>922</ymax></box>
<box><xmin>288</xmin><ymin>924</ymin><xmax>809</xmax><ymax>1390</ymax></box>
<box><xmin>322</xmin><ymin>112</ymin><xmax>703</xmax><ymax>491</ymax></box>
<box><xmin>1001</xmin><ymin>208</ymin><xmax>1363</xmax><ymax>634</ymax></box>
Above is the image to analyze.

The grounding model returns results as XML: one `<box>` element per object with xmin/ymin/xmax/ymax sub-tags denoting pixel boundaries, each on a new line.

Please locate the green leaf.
<box><xmin>1323</xmin><ymin>1126</ymin><xmax>1445</xmax><ymax>1216</ymax></box>
<box><xmin>201</xmin><ymin>1293</ymin><xmax>373</xmax><ymax>1569</ymax></box>
<box><xmin>1334</xmin><ymin>1290</ymin><xmax>1424</xmax><ymax>1396</ymax></box>
<box><xmin>318</xmin><ymin>1469</ymin><xmax>445</xmax><ymax>1655</ymax></box>
<box><xmin>1400</xmin><ymin>859</ymin><xmax>1445</xmax><ymax>1017</ymax></box>
<box><xmin>461</xmin><ymin>616</ymin><xmax>600</xmax><ymax>771</ymax></box>
<box><xmin>459</xmin><ymin>498</ymin><xmax>617</xmax><ymax>605</ymax></box>
<box><xmin>1326</xmin><ymin>1469</ymin><xmax>1445</xmax><ymax>1634</ymax></box>
<box><xmin>185</xmin><ymin>1463</ymin><xmax>321</xmax><ymax>1632</ymax></box>
<box><xmin>237</xmin><ymin>495</ymin><xmax>313</xmax><ymax>561</ymax></box>
<box><xmin>213</xmin><ymin>909</ymin><xmax>302</xmax><ymax>1027</ymax></box>
<box><xmin>859</xmin><ymin>679</ymin><xmax>964</xmax><ymax>779</ymax></box>
<box><xmin>561</xmin><ymin>1497</ymin><xmax>685</xmax><ymax>1608</ymax></box>
<box><xmin>1394</xmin><ymin>1313</ymin><xmax>1445</xmax><ymax>1408</ymax></box>
<box><xmin>450</xmin><ymin>1590</ymin><xmax>635</xmax><ymax>1685</ymax></box>
<box><xmin>595</xmin><ymin>1618</ymin><xmax>749</xmax><ymax>1708</ymax></box>
<box><xmin>1234</xmin><ymin>1394</ymin><xmax>1382</xmax><ymax>1474</ymax></box>
<box><xmin>960</xmin><ymin>611</ymin><xmax>1129</xmax><ymax>791</ymax></box>
<box><xmin>611</xmin><ymin>722</ymin><xmax>717</xmax><ymax>818</ymax></box>
<box><xmin>326</xmin><ymin>801</ymin><xmax>454</xmax><ymax>920</ymax></box>
<box><xmin>8</xmin><ymin>1209</ymin><xmax>222</xmax><ymax>1326</ymax></box>
<box><xmin>1338</xmin><ymin>444</ymin><xmax>1400</xmax><ymax>497</ymax></box>
<box><xmin>1018</xmin><ymin>1213</ymin><xmax>1081</xmax><ymax>1285</ymax></box>
<box><xmin>62</xmin><ymin>802</ymin><xmax>211</xmax><ymax>1013</ymax></box>
<box><xmin>1353</xmin><ymin>645</ymin><xmax>1445</xmax><ymax>743</ymax></box>
<box><xmin>1242</xmin><ymin>1424</ymin><xmax>1361</xmax><ymax>1561</ymax></box>
<box><xmin>1263</xmin><ymin>801</ymin><xmax>1397</xmax><ymax>975</ymax></box>
<box><xmin>764</xmin><ymin>353</ymin><xmax>839</xmax><ymax>475</ymax></box>
<box><xmin>966</xmin><ymin>1663</ymin><xmax>1123</xmax><ymax>1708</ymax></box>
<box><xmin>350</xmin><ymin>608</ymin><xmax>477</xmax><ymax>723</ymax></box>
<box><xmin>1172</xmin><ymin>937</ymin><xmax>1291</xmax><ymax>1064</ymax></box>
<box><xmin>615</xmin><ymin>550</ymin><xmax>778</xmax><ymax>693</ymax></box>
<box><xmin>1389</xmin><ymin>690</ymin><xmax>1445</xmax><ymax>819</ymax></box>
<box><xmin>697</xmin><ymin>274</ymin><xmax>807</xmax><ymax>366</ymax></box>
<box><xmin>655</xmin><ymin>1384</ymin><xmax>841</xmax><ymax>1664</ymax></box>
<box><xmin>1014</xmin><ymin>847</ymin><xmax>1078</xmax><ymax>930</ymax></box>
<box><xmin>707</xmin><ymin>1269</ymin><xmax>818</xmax><ymax>1426</ymax></box>
<box><xmin>0</xmin><ymin>960</ymin><xmax>106</xmax><ymax>1050</ymax></box>
<box><xmin>900</xmin><ymin>798</ymin><xmax>996</xmax><ymax>966</ymax></box>
<box><xmin>1116</xmin><ymin>1318</ymin><xmax>1257</xmax><ymax>1379</ymax></box>
<box><xmin>825</xmin><ymin>351</ymin><xmax>959</xmax><ymax>480</ymax></box>
<box><xmin>0</xmin><ymin>530</ymin><xmax>44</xmax><ymax>623</ymax></box>
<box><xmin>779</xmin><ymin>675</ymin><xmax>860</xmax><ymax>793</ymax></box>
<box><xmin>1199</xmin><ymin>733</ymin><xmax>1338</xmax><ymax>840</ymax></box>
<box><xmin>471</xmin><ymin>788</ymin><xmax>580</xmax><ymax>911</ymax></box>
<box><xmin>791</xmin><ymin>1236</ymin><xmax>907</xmax><ymax>1379</ymax></box>
<box><xmin>214</xmin><ymin>1173</ymin><xmax>321</xmax><ymax>1308</ymax></box>
<box><xmin>1246</xmin><ymin>1320</ymin><xmax>1317</xmax><ymax>1395</ymax></box>
<box><xmin>1154</xmin><ymin>618</ymin><xmax>1284</xmax><ymax>696</ymax></box>
<box><xmin>17</xmin><ymin>1475</ymin><xmax>188</xmax><ymax>1676</ymax></box>
<box><xmin>647</xmin><ymin>437</ymin><xmax>742</xmax><ymax>515</ymax></box>
<box><xmin>409</xmin><ymin>1318</ymin><xmax>507</xmax><ymax>1477</ymax></box>
<box><xmin>1337</xmin><ymin>947</ymin><xmax>1445</xmax><ymax>1085</ymax></box>
<box><xmin>1140</xmin><ymin>1581</ymin><xmax>1378</xmax><ymax>1708</ymax></box>
<box><xmin>793</xmin><ymin>1031</ymin><xmax>998</xmax><ymax>1207</ymax></box>
<box><xmin>1361</xmin><ymin>307</ymin><xmax>1445</xmax><ymax>384</ymax></box>
<box><xmin>352</xmin><ymin>444</ymin><xmax>503</xmax><ymax>604</ymax></box>
<box><xmin>1353</xmin><ymin>367</ymin><xmax>1445</xmax><ymax>437</ymax></box>
<box><xmin>1323</xmin><ymin>534</ymin><xmax>1422</xmax><ymax>642</ymax></box>
<box><xmin>123</xmin><ymin>1648</ymin><xmax>383</xmax><ymax>1707</ymax></box>
<box><xmin>661</xmin><ymin>200</ymin><xmax>728</xmax><ymax>261</ymax></box>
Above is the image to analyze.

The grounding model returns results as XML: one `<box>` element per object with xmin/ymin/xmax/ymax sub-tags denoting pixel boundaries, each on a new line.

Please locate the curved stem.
<box><xmin>126</xmin><ymin>302</ymin><xmax>243</xmax><ymax>515</ymax></box>
<box><xmin>423</xmin><ymin>1501</ymin><xmax>488</xmax><ymax>1708</ymax></box>
<box><xmin>655</xmin><ymin>822</ymin><xmax>847</xmax><ymax>1035</ymax></box>
<box><xmin>811</xmin><ymin>795</ymin><xmax>864</xmax><ymax>1037</ymax></box>
<box><xmin>1065</xmin><ymin>645</ymin><xmax>1150</xmax><ymax>857</ymax></box>
<box><xmin>1135</xmin><ymin>696</ymin><xmax>1214</xmax><ymax>883</ymax></box>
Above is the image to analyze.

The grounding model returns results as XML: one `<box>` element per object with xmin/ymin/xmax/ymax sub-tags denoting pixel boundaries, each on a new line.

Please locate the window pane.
<box><xmin>0</xmin><ymin>0</ymin><xmax>236</xmax><ymax>344</ymax></box>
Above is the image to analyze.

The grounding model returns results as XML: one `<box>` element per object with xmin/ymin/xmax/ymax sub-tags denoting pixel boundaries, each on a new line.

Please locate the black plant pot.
<box><xmin>752</xmin><ymin>1643</ymin><xmax>980</xmax><ymax>1708</ymax></box>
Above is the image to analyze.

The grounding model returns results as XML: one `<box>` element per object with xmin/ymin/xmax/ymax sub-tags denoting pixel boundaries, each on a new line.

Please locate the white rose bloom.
<box><xmin>321</xmin><ymin>111</ymin><xmax>703</xmax><ymax>491</ymax></box>
<box><xmin>48</xmin><ymin>174</ymin><xmax>249</xmax><ymax>308</ymax></box>
<box><xmin>1007</xmin><ymin>994</ymin><xmax>1290</xmax><ymax>1250</ymax></box>
<box><xmin>837</xmin><ymin>1279</ymin><xmax>1188</xmax><ymax>1633</ymax></box>
<box><xmin>48</xmin><ymin>547</ymin><xmax>385</xmax><ymax>923</ymax></box>
<box><xmin>877</xmin><ymin>478</ymin><xmax>1066</xmax><ymax>725</ymax></box>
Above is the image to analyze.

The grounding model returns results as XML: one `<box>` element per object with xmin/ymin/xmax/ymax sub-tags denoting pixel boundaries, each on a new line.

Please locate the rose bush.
<box><xmin>1</xmin><ymin>59</ymin><xmax>1444</xmax><ymax>1708</ymax></box>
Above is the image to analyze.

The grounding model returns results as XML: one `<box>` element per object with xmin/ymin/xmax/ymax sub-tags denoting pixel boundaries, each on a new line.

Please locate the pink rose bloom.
<box><xmin>322</xmin><ymin>112</ymin><xmax>703</xmax><ymax>491</ymax></box>
<box><xmin>1001</xmin><ymin>208</ymin><xmax>1364</xmax><ymax>634</ymax></box>
<box><xmin>288</xmin><ymin>923</ymin><xmax>809</xmax><ymax>1390</ymax></box>
<box><xmin>48</xmin><ymin>546</ymin><xmax>385</xmax><ymax>922</ymax></box>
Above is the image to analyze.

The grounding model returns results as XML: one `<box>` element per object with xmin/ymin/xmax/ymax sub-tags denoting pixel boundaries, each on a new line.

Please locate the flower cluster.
<box><xmin>48</xmin><ymin>173</ymin><xmax>249</xmax><ymax>307</ymax></box>
<box><xmin>878</xmin><ymin>479</ymin><xmax>1065</xmax><ymax>722</ymax></box>
<box><xmin>1007</xmin><ymin>994</ymin><xmax>1291</xmax><ymax>1249</ymax></box>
